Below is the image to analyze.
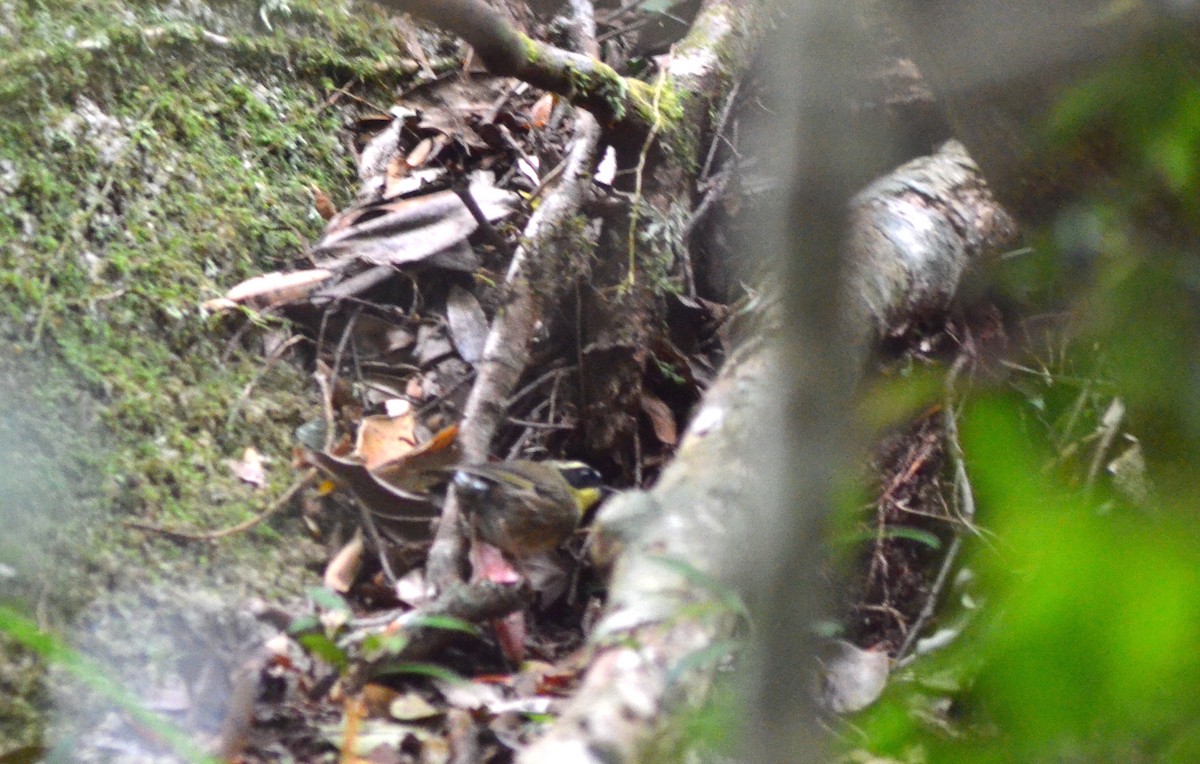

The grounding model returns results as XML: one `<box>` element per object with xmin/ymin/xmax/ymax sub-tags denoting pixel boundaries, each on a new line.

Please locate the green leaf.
<box><xmin>308</xmin><ymin>586</ymin><xmax>352</xmax><ymax>614</ymax></box>
<box><xmin>402</xmin><ymin>614</ymin><xmax>482</xmax><ymax>637</ymax></box>
<box><xmin>297</xmin><ymin>631</ymin><xmax>349</xmax><ymax>672</ymax></box>
<box><xmin>838</xmin><ymin>526</ymin><xmax>943</xmax><ymax>551</ymax></box>
<box><xmin>370</xmin><ymin>661</ymin><xmax>464</xmax><ymax>684</ymax></box>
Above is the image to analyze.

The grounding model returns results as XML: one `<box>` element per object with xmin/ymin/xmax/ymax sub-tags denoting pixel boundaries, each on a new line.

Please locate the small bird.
<box><xmin>452</xmin><ymin>460</ymin><xmax>605</xmax><ymax>561</ymax></box>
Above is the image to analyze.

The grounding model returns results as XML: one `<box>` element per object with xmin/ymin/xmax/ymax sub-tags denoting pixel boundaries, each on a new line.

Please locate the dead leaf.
<box><xmin>434</xmin><ymin>678</ymin><xmax>503</xmax><ymax>711</ymax></box>
<box><xmin>394</xmin><ymin>568</ymin><xmax>433</xmax><ymax>607</ymax></box>
<box><xmin>204</xmin><ymin>269</ymin><xmax>334</xmax><ymax>311</ymax></box>
<box><xmin>228</xmin><ymin>446</ymin><xmax>266</xmax><ymax>487</ymax></box>
<box><xmin>529</xmin><ymin>92</ymin><xmax>555</xmax><ymax>128</ymax></box>
<box><xmin>494</xmin><ymin>611</ymin><xmax>527</xmax><ymax>665</ymax></box>
<box><xmin>382</xmin><ymin>398</ymin><xmax>409</xmax><ymax>418</ymax></box>
<box><xmin>354</xmin><ymin>407</ymin><xmax>418</xmax><ymax>470</ymax></box>
<box><xmin>310</xmin><ymin>183</ymin><xmax>337</xmax><ymax>220</ymax></box>
<box><xmin>818</xmin><ymin>639</ymin><xmax>890</xmax><ymax>713</ymax></box>
<box><xmin>371</xmin><ymin>423</ymin><xmax>461</xmax><ymax>494</ymax></box>
<box><xmin>384</xmin><ymin>155</ymin><xmax>410</xmax><ymax>198</ymax></box>
<box><xmin>446</xmin><ymin>285</ymin><xmax>489</xmax><ymax>365</ymax></box>
<box><xmin>304</xmin><ymin>450</ymin><xmax>438</xmax><ymax>537</ymax></box>
<box><xmin>414</xmin><ymin>324</ymin><xmax>454</xmax><ymax>366</ymax></box>
<box><xmin>361</xmin><ymin>683</ymin><xmax>400</xmax><ymax>718</ymax></box>
<box><xmin>312</xmin><ymin>175</ymin><xmax>516</xmax><ymax>273</ymax></box>
<box><xmin>324</xmin><ymin>529</ymin><xmax>365</xmax><ymax>593</ymax></box>
<box><xmin>406</xmin><ymin>137</ymin><xmax>434</xmax><ymax>167</ymax></box>
<box><xmin>388</xmin><ymin>692</ymin><xmax>441</xmax><ymax>721</ymax></box>
<box><xmin>639</xmin><ymin>391</ymin><xmax>678</xmax><ymax>446</ymax></box>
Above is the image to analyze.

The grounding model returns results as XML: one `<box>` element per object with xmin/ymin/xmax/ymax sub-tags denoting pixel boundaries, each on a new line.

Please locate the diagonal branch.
<box><xmin>373</xmin><ymin>0</ymin><xmax>656</xmax><ymax>140</ymax></box>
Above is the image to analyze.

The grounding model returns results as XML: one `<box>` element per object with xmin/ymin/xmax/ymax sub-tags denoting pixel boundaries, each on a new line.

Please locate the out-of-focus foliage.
<box><xmin>850</xmin><ymin>26</ymin><xmax>1200</xmax><ymax>762</ymax></box>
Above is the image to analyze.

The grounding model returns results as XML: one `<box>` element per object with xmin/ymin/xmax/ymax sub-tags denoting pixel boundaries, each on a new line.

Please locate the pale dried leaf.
<box><xmin>388</xmin><ymin>692</ymin><xmax>441</xmax><ymax>721</ymax></box>
<box><xmin>414</xmin><ymin>324</ymin><xmax>454</xmax><ymax>366</ymax></box>
<box><xmin>406</xmin><ymin>137</ymin><xmax>434</xmax><ymax>167</ymax></box>
<box><xmin>313</xmin><ymin>176</ymin><xmax>516</xmax><ymax>273</ymax></box>
<box><xmin>446</xmin><ymin>285</ymin><xmax>489</xmax><ymax>365</ymax></box>
<box><xmin>323</xmin><ymin>529</ymin><xmax>364</xmax><ymax>593</ymax></box>
<box><xmin>208</xmin><ymin>269</ymin><xmax>334</xmax><ymax>311</ymax></box>
<box><xmin>394</xmin><ymin>568</ymin><xmax>433</xmax><ymax>607</ymax></box>
<box><xmin>435</xmin><ymin>679</ymin><xmax>504</xmax><ymax>711</ymax></box>
<box><xmin>818</xmin><ymin>639</ymin><xmax>890</xmax><ymax>713</ymax></box>
<box><xmin>383</xmin><ymin>398</ymin><xmax>411</xmax><ymax>418</ymax></box>
<box><xmin>228</xmin><ymin>446</ymin><xmax>266</xmax><ymax>487</ymax></box>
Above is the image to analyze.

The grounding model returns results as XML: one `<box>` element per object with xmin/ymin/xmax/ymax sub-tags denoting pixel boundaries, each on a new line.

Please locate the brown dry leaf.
<box><xmin>304</xmin><ymin>450</ymin><xmax>438</xmax><ymax>537</ymax></box>
<box><xmin>372</xmin><ymin>423</ymin><xmax>460</xmax><ymax>494</ymax></box>
<box><xmin>446</xmin><ymin>285</ymin><xmax>489</xmax><ymax>365</ymax></box>
<box><xmin>639</xmin><ymin>390</ymin><xmax>678</xmax><ymax>446</ymax></box>
<box><xmin>354</xmin><ymin>404</ymin><xmax>418</xmax><ymax>470</ymax></box>
<box><xmin>324</xmin><ymin>528</ymin><xmax>364</xmax><ymax>593</ymax></box>
<box><xmin>203</xmin><ymin>269</ymin><xmax>333</xmax><ymax>311</ymax></box>
<box><xmin>310</xmin><ymin>183</ymin><xmax>338</xmax><ymax>220</ymax></box>
<box><xmin>493</xmin><ymin>611</ymin><xmax>527</xmax><ymax>665</ymax></box>
<box><xmin>361</xmin><ymin>683</ymin><xmax>400</xmax><ymax>718</ymax></box>
<box><xmin>228</xmin><ymin>446</ymin><xmax>266</xmax><ymax>488</ymax></box>
<box><xmin>529</xmin><ymin>92</ymin><xmax>555</xmax><ymax>128</ymax></box>
<box><xmin>312</xmin><ymin>176</ymin><xmax>516</xmax><ymax>273</ymax></box>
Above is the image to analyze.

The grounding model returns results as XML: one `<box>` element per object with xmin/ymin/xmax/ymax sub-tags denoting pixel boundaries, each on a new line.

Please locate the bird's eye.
<box><xmin>561</xmin><ymin>465</ymin><xmax>604</xmax><ymax>489</ymax></box>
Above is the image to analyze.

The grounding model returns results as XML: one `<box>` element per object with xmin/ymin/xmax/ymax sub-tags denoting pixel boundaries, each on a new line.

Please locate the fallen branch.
<box><xmin>523</xmin><ymin>141</ymin><xmax>1017</xmax><ymax>762</ymax></box>
<box><xmin>373</xmin><ymin>0</ymin><xmax>656</xmax><ymax>141</ymax></box>
<box><xmin>342</xmin><ymin>580</ymin><xmax>532</xmax><ymax>691</ymax></box>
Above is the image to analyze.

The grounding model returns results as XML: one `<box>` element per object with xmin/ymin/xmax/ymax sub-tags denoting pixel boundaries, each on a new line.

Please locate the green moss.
<box><xmin>521</xmin><ymin>32</ymin><xmax>542</xmax><ymax>63</ymax></box>
<box><xmin>627</xmin><ymin>76</ymin><xmax>685</xmax><ymax>133</ymax></box>
<box><xmin>0</xmin><ymin>0</ymin><xmax>406</xmax><ymax>564</ymax></box>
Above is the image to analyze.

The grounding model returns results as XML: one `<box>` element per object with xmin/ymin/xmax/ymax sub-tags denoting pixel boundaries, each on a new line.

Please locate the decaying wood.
<box><xmin>525</xmin><ymin>141</ymin><xmax>1015</xmax><ymax>762</ymax></box>
<box><xmin>846</xmin><ymin>140</ymin><xmax>1019</xmax><ymax>347</ymax></box>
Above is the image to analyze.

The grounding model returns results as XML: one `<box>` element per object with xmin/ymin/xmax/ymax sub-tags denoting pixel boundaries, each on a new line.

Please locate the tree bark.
<box><xmin>524</xmin><ymin>139</ymin><xmax>1016</xmax><ymax>762</ymax></box>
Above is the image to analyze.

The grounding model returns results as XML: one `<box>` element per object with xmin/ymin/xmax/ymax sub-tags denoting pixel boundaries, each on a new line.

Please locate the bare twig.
<box><xmin>895</xmin><ymin>357</ymin><xmax>976</xmax><ymax>663</ymax></box>
<box><xmin>700</xmin><ymin>80</ymin><xmax>740</xmax><ymax>183</ymax></box>
<box><xmin>125</xmin><ymin>469</ymin><xmax>316</xmax><ymax>541</ymax></box>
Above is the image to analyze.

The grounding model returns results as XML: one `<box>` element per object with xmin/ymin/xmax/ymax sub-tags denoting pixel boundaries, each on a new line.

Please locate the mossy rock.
<box><xmin>0</xmin><ymin>0</ymin><xmax>422</xmax><ymax>750</ymax></box>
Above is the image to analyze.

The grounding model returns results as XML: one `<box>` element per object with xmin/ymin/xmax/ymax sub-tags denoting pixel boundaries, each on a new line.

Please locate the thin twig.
<box><xmin>424</xmin><ymin>1</ymin><xmax>605</xmax><ymax>593</ymax></box>
<box><xmin>699</xmin><ymin>80</ymin><xmax>740</xmax><ymax>183</ymax></box>
<box><xmin>895</xmin><ymin>357</ymin><xmax>975</xmax><ymax>663</ymax></box>
<box><xmin>125</xmin><ymin>469</ymin><xmax>316</xmax><ymax>541</ymax></box>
